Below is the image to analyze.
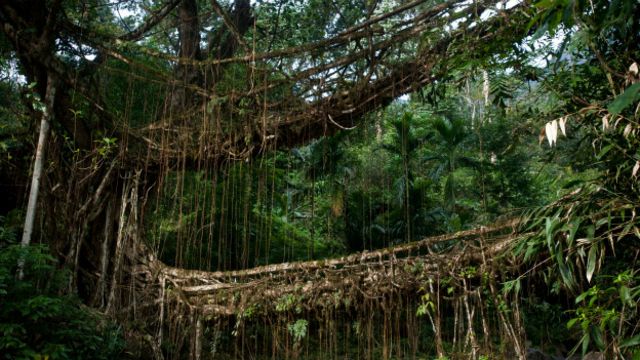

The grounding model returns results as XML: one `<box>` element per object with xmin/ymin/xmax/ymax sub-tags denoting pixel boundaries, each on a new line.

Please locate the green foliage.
<box><xmin>609</xmin><ymin>83</ymin><xmax>640</xmax><ymax>118</ymax></box>
<box><xmin>147</xmin><ymin>157</ymin><xmax>346</xmax><ymax>271</ymax></box>
<box><xmin>95</xmin><ymin>137</ymin><xmax>118</xmax><ymax>158</ymax></box>
<box><xmin>416</xmin><ymin>292</ymin><xmax>435</xmax><ymax>317</ymax></box>
<box><xmin>567</xmin><ymin>270</ymin><xmax>640</xmax><ymax>357</ymax></box>
<box><xmin>275</xmin><ymin>293</ymin><xmax>302</xmax><ymax>313</ymax></box>
<box><xmin>0</xmin><ymin>0</ymin><xmax>637</xmax><ymax>357</ymax></box>
<box><xmin>287</xmin><ymin>319</ymin><xmax>308</xmax><ymax>343</ymax></box>
<box><xmin>424</xmin><ymin>112</ymin><xmax>474</xmax><ymax>218</ymax></box>
<box><xmin>507</xmin><ymin>2</ymin><xmax>640</xmax><ymax>356</ymax></box>
<box><xmin>523</xmin><ymin>298</ymin><xmax>570</xmax><ymax>350</ymax></box>
<box><xmin>0</xmin><ymin>80</ymin><xmax>29</xmax><ymax>207</ymax></box>
<box><xmin>531</xmin><ymin>0</ymin><xmax>638</xmax><ymax>39</ymax></box>
<box><xmin>0</xmin><ymin>225</ymin><xmax>124</xmax><ymax>359</ymax></box>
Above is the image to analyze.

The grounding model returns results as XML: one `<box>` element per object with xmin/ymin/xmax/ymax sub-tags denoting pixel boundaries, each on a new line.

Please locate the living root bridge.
<box><xmin>126</xmin><ymin>220</ymin><xmax>529</xmax><ymax>359</ymax></box>
<box><xmin>139</xmin><ymin>220</ymin><xmax>521</xmax><ymax>316</ymax></box>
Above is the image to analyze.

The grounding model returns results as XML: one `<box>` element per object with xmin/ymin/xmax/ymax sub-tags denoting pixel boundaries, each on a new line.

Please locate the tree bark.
<box><xmin>172</xmin><ymin>0</ymin><xmax>203</xmax><ymax>109</ymax></box>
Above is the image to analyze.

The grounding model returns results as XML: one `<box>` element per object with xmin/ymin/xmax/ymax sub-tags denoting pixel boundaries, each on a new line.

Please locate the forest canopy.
<box><xmin>0</xmin><ymin>0</ymin><xmax>639</xmax><ymax>359</ymax></box>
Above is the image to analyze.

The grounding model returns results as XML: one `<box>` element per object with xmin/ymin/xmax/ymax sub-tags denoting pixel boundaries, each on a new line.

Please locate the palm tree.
<box><xmin>381</xmin><ymin>112</ymin><xmax>431</xmax><ymax>242</ymax></box>
<box><xmin>424</xmin><ymin>114</ymin><xmax>478</xmax><ymax>226</ymax></box>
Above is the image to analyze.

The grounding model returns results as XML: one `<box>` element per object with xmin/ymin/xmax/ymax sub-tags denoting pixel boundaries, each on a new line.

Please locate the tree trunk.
<box><xmin>172</xmin><ymin>0</ymin><xmax>202</xmax><ymax>110</ymax></box>
<box><xmin>19</xmin><ymin>74</ymin><xmax>56</xmax><ymax>278</ymax></box>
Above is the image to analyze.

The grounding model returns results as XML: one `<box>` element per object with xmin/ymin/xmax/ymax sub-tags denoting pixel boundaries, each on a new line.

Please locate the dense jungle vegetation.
<box><xmin>0</xmin><ymin>0</ymin><xmax>639</xmax><ymax>359</ymax></box>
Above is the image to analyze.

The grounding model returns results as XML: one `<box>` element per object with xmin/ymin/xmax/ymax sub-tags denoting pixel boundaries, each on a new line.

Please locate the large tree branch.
<box><xmin>119</xmin><ymin>0</ymin><xmax>183</xmax><ymax>41</ymax></box>
<box><xmin>132</xmin><ymin>2</ymin><xmax>528</xmax><ymax>166</ymax></box>
<box><xmin>2</xmin><ymin>0</ymin><xmax>529</xmax><ymax>168</ymax></box>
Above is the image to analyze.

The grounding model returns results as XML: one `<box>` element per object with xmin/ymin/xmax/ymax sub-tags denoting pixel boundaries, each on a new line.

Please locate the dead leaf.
<box><xmin>558</xmin><ymin>116</ymin><xmax>567</xmax><ymax>136</ymax></box>
<box><xmin>545</xmin><ymin>120</ymin><xmax>558</xmax><ymax>146</ymax></box>
<box><xmin>602</xmin><ymin>114</ymin><xmax>610</xmax><ymax>131</ymax></box>
<box><xmin>627</xmin><ymin>62</ymin><xmax>639</xmax><ymax>85</ymax></box>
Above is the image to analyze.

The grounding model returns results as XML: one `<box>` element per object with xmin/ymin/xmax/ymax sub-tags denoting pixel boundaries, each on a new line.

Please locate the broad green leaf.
<box><xmin>620</xmin><ymin>286</ymin><xmax>631</xmax><ymax>305</ymax></box>
<box><xmin>597</xmin><ymin>144</ymin><xmax>613</xmax><ymax>159</ymax></box>
<box><xmin>591</xmin><ymin>326</ymin><xmax>605</xmax><ymax>351</ymax></box>
<box><xmin>620</xmin><ymin>334</ymin><xmax>640</xmax><ymax>348</ymax></box>
<box><xmin>582</xmin><ymin>332</ymin><xmax>590</xmax><ymax>356</ymax></box>
<box><xmin>609</xmin><ymin>83</ymin><xmax>640</xmax><ymax>118</ymax></box>
<box><xmin>576</xmin><ymin>290</ymin><xmax>589</xmax><ymax>303</ymax></box>
<box><xmin>557</xmin><ymin>252</ymin><xmax>575</xmax><ymax>289</ymax></box>
<box><xmin>546</xmin><ymin>217</ymin><xmax>560</xmax><ymax>252</ymax></box>
<box><xmin>595</xmin><ymin>217</ymin><xmax>610</xmax><ymax>228</ymax></box>
<box><xmin>533</xmin><ymin>0</ymin><xmax>557</xmax><ymax>9</ymax></box>
<box><xmin>567</xmin><ymin>218</ymin><xmax>581</xmax><ymax>248</ymax></box>
<box><xmin>524</xmin><ymin>242</ymin><xmax>539</xmax><ymax>262</ymax></box>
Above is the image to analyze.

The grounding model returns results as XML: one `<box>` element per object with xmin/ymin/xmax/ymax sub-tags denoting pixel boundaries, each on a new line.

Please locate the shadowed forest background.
<box><xmin>0</xmin><ymin>0</ymin><xmax>639</xmax><ymax>359</ymax></box>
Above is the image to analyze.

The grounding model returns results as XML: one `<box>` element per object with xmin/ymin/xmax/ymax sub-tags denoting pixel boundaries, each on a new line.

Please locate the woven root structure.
<box><xmin>118</xmin><ymin>220</ymin><xmax>529</xmax><ymax>359</ymax></box>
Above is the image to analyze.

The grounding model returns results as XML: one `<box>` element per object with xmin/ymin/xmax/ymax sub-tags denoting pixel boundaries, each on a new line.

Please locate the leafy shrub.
<box><xmin>567</xmin><ymin>270</ymin><xmax>640</xmax><ymax>358</ymax></box>
<box><xmin>0</xmin><ymin>224</ymin><xmax>124</xmax><ymax>359</ymax></box>
<box><xmin>287</xmin><ymin>319</ymin><xmax>308</xmax><ymax>343</ymax></box>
